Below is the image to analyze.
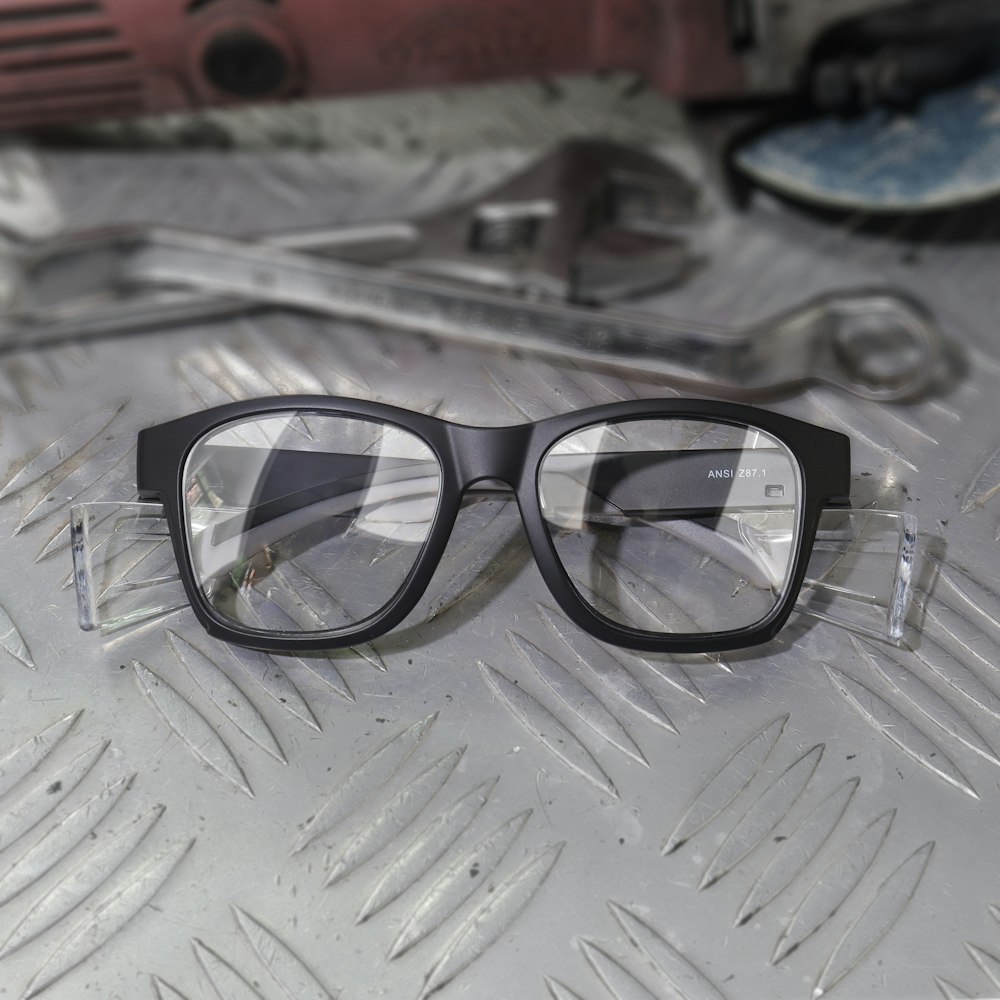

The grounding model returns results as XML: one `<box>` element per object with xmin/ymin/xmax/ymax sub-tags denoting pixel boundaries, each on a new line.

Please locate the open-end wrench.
<box><xmin>96</xmin><ymin>227</ymin><xmax>946</xmax><ymax>400</ymax></box>
<box><xmin>0</xmin><ymin>223</ymin><xmax>940</xmax><ymax>401</ymax></box>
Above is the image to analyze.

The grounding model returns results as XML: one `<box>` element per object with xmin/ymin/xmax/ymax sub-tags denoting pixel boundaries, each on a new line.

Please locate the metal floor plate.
<box><xmin>1</xmin><ymin>90</ymin><xmax>1000</xmax><ymax>1000</ymax></box>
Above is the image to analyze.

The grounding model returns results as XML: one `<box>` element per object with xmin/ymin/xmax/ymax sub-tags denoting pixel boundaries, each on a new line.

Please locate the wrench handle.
<box><xmin>125</xmin><ymin>229</ymin><xmax>941</xmax><ymax>401</ymax></box>
<box><xmin>2</xmin><ymin>227</ymin><xmax>940</xmax><ymax>401</ymax></box>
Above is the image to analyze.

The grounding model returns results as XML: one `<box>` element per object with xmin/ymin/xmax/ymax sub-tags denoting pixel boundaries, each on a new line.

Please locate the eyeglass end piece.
<box><xmin>71</xmin><ymin>504</ymin><xmax>99</xmax><ymax>631</ymax></box>
<box><xmin>886</xmin><ymin>512</ymin><xmax>918</xmax><ymax>642</ymax></box>
<box><xmin>70</xmin><ymin>501</ymin><xmax>186</xmax><ymax>635</ymax></box>
<box><xmin>797</xmin><ymin>508</ymin><xmax>919</xmax><ymax>644</ymax></box>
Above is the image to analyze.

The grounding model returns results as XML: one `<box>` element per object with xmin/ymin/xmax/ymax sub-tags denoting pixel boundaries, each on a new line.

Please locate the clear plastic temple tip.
<box><xmin>794</xmin><ymin>508</ymin><xmax>918</xmax><ymax>644</ymax></box>
<box><xmin>71</xmin><ymin>502</ymin><xmax>188</xmax><ymax>634</ymax></box>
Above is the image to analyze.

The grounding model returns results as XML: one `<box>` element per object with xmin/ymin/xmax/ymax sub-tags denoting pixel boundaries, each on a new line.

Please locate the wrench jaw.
<box><xmin>814</xmin><ymin>290</ymin><xmax>944</xmax><ymax>402</ymax></box>
<box><xmin>568</xmin><ymin>224</ymin><xmax>698</xmax><ymax>307</ymax></box>
<box><xmin>399</xmin><ymin>139</ymin><xmax>704</xmax><ymax>304</ymax></box>
<box><xmin>733</xmin><ymin>289</ymin><xmax>944</xmax><ymax>403</ymax></box>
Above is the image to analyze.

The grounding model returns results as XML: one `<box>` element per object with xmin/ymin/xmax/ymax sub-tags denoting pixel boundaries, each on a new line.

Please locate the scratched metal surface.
<box><xmin>1</xmin><ymin>88</ymin><xmax>1000</xmax><ymax>1000</ymax></box>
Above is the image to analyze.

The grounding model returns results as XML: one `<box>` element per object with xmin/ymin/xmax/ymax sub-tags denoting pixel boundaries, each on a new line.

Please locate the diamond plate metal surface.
<box><xmin>1</xmin><ymin>85</ymin><xmax>1000</xmax><ymax>999</ymax></box>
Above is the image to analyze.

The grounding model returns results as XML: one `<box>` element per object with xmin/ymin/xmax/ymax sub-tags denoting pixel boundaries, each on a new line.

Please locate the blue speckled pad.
<box><xmin>735</xmin><ymin>69</ymin><xmax>1000</xmax><ymax>212</ymax></box>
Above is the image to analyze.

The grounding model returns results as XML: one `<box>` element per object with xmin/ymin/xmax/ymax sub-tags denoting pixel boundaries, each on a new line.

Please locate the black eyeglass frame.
<box><xmin>136</xmin><ymin>396</ymin><xmax>851</xmax><ymax>654</ymax></box>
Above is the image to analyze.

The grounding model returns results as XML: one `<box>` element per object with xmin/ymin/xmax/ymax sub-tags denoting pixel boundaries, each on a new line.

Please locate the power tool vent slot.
<box><xmin>0</xmin><ymin>1</ymin><xmax>132</xmax><ymax>74</ymax></box>
<box><xmin>0</xmin><ymin>3</ymin><xmax>102</xmax><ymax>24</ymax></box>
<box><xmin>188</xmin><ymin>0</ymin><xmax>278</xmax><ymax>13</ymax></box>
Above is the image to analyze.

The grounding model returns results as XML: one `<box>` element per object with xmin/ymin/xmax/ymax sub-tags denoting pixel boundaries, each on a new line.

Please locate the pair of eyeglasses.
<box><xmin>108</xmin><ymin>395</ymin><xmax>903</xmax><ymax>654</ymax></box>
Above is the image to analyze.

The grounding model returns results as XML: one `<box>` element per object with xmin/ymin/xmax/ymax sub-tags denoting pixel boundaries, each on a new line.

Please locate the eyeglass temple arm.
<box><xmin>188</xmin><ymin>444</ymin><xmax>801</xmax><ymax>521</ymax></box>
<box><xmin>71</xmin><ymin>501</ymin><xmax>916</xmax><ymax>644</ymax></box>
<box><xmin>179</xmin><ymin>444</ymin><xmax>801</xmax><ymax>575</ymax></box>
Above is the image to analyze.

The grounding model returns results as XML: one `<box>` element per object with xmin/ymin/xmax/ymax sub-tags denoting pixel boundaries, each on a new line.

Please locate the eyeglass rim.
<box><xmin>136</xmin><ymin>395</ymin><xmax>851</xmax><ymax>654</ymax></box>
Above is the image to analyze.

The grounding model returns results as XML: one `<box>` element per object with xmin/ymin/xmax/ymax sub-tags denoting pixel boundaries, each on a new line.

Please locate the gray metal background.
<box><xmin>0</xmin><ymin>77</ymin><xmax>999</xmax><ymax>1000</ymax></box>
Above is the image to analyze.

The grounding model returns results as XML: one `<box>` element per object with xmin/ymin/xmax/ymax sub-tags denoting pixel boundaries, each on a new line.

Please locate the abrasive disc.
<box><xmin>734</xmin><ymin>68</ymin><xmax>1000</xmax><ymax>212</ymax></box>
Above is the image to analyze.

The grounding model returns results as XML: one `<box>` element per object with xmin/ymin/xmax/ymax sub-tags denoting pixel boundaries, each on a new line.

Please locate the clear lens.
<box><xmin>182</xmin><ymin>411</ymin><xmax>442</xmax><ymax>635</ymax></box>
<box><xmin>538</xmin><ymin>418</ymin><xmax>802</xmax><ymax>635</ymax></box>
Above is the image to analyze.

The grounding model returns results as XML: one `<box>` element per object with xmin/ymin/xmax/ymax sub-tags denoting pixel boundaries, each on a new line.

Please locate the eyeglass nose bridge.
<box><xmin>446</xmin><ymin>421</ymin><xmax>535</xmax><ymax>494</ymax></box>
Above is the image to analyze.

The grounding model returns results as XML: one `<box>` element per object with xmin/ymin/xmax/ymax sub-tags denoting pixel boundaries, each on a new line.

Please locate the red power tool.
<box><xmin>0</xmin><ymin>0</ymin><xmax>997</xmax><ymax>131</ymax></box>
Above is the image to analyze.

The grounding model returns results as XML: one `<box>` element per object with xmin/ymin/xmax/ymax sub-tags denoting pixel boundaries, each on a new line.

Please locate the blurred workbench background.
<box><xmin>0</xmin><ymin>73</ymin><xmax>1000</xmax><ymax>1000</ymax></box>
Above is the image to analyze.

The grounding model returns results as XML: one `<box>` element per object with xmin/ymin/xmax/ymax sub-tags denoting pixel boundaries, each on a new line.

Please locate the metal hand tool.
<box><xmin>4</xmin><ymin>137</ymin><xmax>699</xmax><ymax>300</ymax></box>
<box><xmin>0</xmin><ymin>140</ymin><xmax>942</xmax><ymax>401</ymax></box>
<box><xmin>0</xmin><ymin>138</ymin><xmax>698</xmax><ymax>326</ymax></box>
<box><xmin>3</xmin><ymin>224</ymin><xmax>941</xmax><ymax>402</ymax></box>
